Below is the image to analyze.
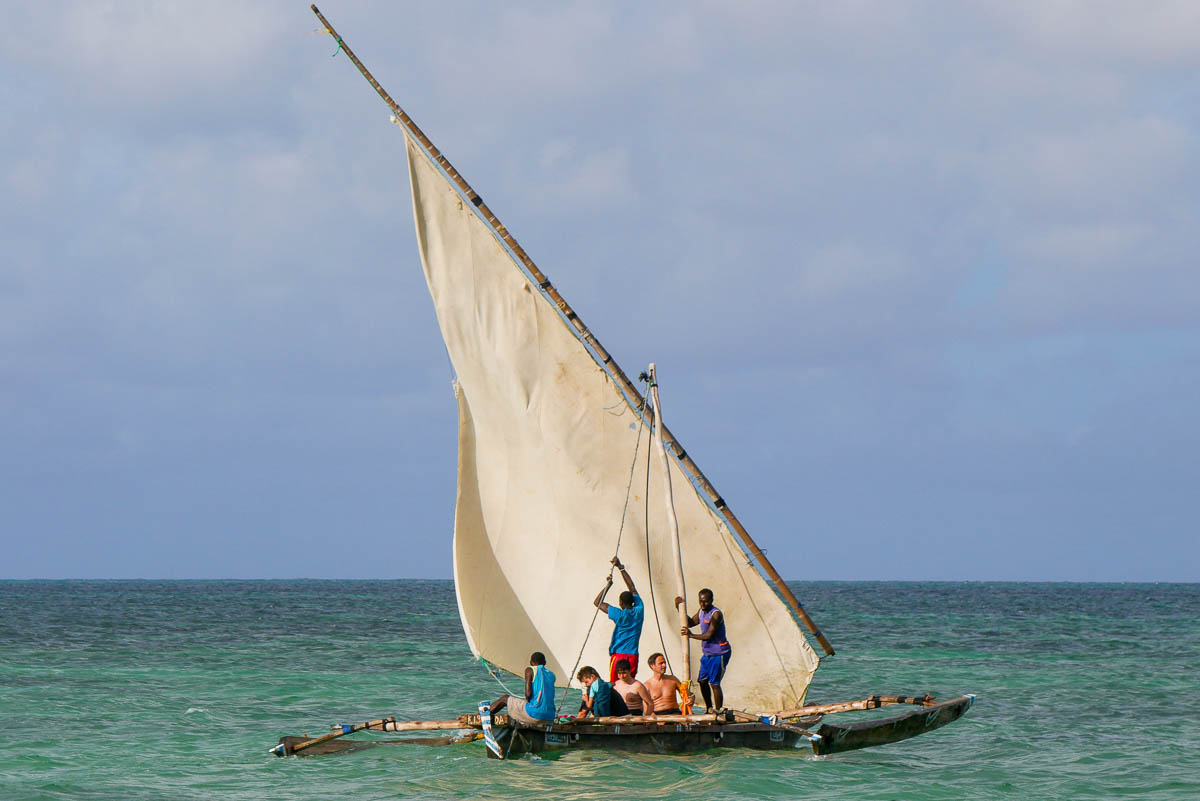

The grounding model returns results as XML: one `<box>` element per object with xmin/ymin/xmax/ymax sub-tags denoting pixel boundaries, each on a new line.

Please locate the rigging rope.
<box><xmin>479</xmin><ymin>657</ymin><xmax>520</xmax><ymax>697</ymax></box>
<box><xmin>641</xmin><ymin>373</ymin><xmax>693</xmax><ymax>714</ymax></box>
<box><xmin>555</xmin><ymin>401</ymin><xmax>648</xmax><ymax>714</ymax></box>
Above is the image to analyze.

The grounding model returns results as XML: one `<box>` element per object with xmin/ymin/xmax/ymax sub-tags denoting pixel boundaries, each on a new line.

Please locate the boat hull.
<box><xmin>492</xmin><ymin>695</ymin><xmax>973</xmax><ymax>758</ymax></box>
<box><xmin>813</xmin><ymin>694</ymin><xmax>973</xmax><ymax>755</ymax></box>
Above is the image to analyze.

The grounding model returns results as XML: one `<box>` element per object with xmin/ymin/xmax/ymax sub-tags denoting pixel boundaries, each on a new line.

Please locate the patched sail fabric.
<box><xmin>404</xmin><ymin>134</ymin><xmax>819</xmax><ymax>711</ymax></box>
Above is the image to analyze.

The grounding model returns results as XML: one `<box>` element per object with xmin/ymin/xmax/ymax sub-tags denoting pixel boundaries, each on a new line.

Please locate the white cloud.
<box><xmin>984</xmin><ymin>0</ymin><xmax>1200</xmax><ymax>66</ymax></box>
<box><xmin>794</xmin><ymin>243</ymin><xmax>911</xmax><ymax>299</ymax></box>
<box><xmin>1021</xmin><ymin>222</ymin><xmax>1151</xmax><ymax>271</ymax></box>
<box><xmin>996</xmin><ymin>117</ymin><xmax>1194</xmax><ymax>217</ymax></box>
<box><xmin>423</xmin><ymin>3</ymin><xmax>619</xmax><ymax>106</ymax></box>
<box><xmin>550</xmin><ymin>147</ymin><xmax>633</xmax><ymax>207</ymax></box>
<box><xmin>18</xmin><ymin>2</ymin><xmax>280</xmax><ymax>106</ymax></box>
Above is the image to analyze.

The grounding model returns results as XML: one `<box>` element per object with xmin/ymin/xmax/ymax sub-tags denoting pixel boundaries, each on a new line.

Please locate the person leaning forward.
<box><xmin>489</xmin><ymin>651</ymin><xmax>556</xmax><ymax>725</ymax></box>
<box><xmin>575</xmin><ymin>665</ymin><xmax>628</xmax><ymax>719</ymax></box>
<box><xmin>593</xmin><ymin>556</ymin><xmax>645</xmax><ymax>681</ymax></box>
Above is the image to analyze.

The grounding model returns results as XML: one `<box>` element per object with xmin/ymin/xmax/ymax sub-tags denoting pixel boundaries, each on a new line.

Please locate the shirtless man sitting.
<box><xmin>611</xmin><ymin>658</ymin><xmax>656</xmax><ymax>718</ymax></box>
<box><xmin>642</xmin><ymin>652</ymin><xmax>684</xmax><ymax>715</ymax></box>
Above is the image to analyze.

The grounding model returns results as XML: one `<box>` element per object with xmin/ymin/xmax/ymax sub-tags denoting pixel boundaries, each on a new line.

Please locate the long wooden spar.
<box><xmin>647</xmin><ymin>363</ymin><xmax>693</xmax><ymax>712</ymax></box>
<box><xmin>310</xmin><ymin>5</ymin><xmax>834</xmax><ymax>657</ymax></box>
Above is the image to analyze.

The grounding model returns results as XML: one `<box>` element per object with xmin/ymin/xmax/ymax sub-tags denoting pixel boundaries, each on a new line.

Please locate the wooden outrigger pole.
<box><xmin>646</xmin><ymin>364</ymin><xmax>694</xmax><ymax>713</ymax></box>
<box><xmin>309</xmin><ymin>5</ymin><xmax>833</xmax><ymax>657</ymax></box>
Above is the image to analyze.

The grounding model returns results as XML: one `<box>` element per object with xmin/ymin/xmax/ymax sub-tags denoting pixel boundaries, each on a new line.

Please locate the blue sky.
<box><xmin>3</xmin><ymin>2</ymin><xmax>1197</xmax><ymax>580</ymax></box>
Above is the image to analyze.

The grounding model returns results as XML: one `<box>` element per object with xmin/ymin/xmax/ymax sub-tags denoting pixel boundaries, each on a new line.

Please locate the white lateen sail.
<box><xmin>404</xmin><ymin>133</ymin><xmax>820</xmax><ymax>711</ymax></box>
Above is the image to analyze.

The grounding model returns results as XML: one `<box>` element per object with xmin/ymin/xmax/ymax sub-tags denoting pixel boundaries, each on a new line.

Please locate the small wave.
<box><xmin>185</xmin><ymin>707</ymin><xmax>207</xmax><ymax>714</ymax></box>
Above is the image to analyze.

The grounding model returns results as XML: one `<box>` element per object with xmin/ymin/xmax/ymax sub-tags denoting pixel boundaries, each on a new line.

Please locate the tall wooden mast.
<box><xmin>311</xmin><ymin>5</ymin><xmax>834</xmax><ymax>657</ymax></box>
<box><xmin>647</xmin><ymin>364</ymin><xmax>693</xmax><ymax>712</ymax></box>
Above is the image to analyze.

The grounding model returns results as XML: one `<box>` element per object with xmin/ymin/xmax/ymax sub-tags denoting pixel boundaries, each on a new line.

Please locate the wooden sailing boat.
<box><xmin>274</xmin><ymin>7</ymin><xmax>973</xmax><ymax>759</ymax></box>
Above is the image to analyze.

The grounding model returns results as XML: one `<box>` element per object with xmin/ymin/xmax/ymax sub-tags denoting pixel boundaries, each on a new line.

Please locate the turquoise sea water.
<box><xmin>1</xmin><ymin>580</ymin><xmax>1197</xmax><ymax>800</ymax></box>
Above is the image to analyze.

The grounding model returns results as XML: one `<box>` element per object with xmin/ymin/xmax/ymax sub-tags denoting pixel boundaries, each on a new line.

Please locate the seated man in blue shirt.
<box><xmin>489</xmin><ymin>651</ymin><xmax>556</xmax><ymax>724</ymax></box>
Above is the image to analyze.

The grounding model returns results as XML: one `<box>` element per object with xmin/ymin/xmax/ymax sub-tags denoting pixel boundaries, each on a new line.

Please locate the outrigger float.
<box><xmin>274</xmin><ymin>7</ymin><xmax>974</xmax><ymax>760</ymax></box>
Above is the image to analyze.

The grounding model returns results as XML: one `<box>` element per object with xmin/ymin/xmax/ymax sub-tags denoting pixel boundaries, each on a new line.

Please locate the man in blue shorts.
<box><xmin>678</xmin><ymin>588</ymin><xmax>731</xmax><ymax>711</ymax></box>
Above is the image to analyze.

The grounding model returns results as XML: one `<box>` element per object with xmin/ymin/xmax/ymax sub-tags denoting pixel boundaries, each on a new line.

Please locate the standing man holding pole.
<box><xmin>593</xmin><ymin>556</ymin><xmax>645</xmax><ymax>680</ymax></box>
<box><xmin>678</xmin><ymin>588</ymin><xmax>732</xmax><ymax>712</ymax></box>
